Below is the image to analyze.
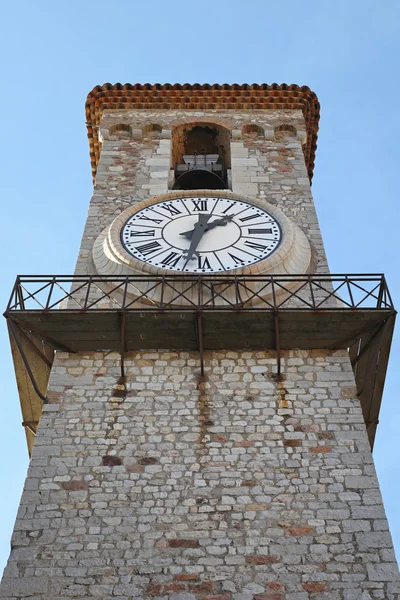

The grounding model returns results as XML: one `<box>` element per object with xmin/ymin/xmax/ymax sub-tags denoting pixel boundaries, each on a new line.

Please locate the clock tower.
<box><xmin>1</xmin><ymin>83</ymin><xmax>399</xmax><ymax>599</ymax></box>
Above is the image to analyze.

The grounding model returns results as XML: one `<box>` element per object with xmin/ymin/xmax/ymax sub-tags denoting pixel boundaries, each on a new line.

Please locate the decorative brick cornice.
<box><xmin>85</xmin><ymin>83</ymin><xmax>320</xmax><ymax>183</ymax></box>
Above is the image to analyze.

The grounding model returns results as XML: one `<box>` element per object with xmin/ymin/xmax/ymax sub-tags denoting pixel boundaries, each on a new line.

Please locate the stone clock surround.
<box><xmin>96</xmin><ymin>191</ymin><xmax>309</xmax><ymax>274</ymax></box>
<box><xmin>91</xmin><ymin>190</ymin><xmax>311</xmax><ymax>308</ymax></box>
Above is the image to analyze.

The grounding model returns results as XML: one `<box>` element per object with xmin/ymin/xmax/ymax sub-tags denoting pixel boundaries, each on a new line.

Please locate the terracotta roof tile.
<box><xmin>85</xmin><ymin>83</ymin><xmax>319</xmax><ymax>183</ymax></box>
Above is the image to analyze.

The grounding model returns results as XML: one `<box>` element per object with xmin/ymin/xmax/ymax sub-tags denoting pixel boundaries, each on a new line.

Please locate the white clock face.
<box><xmin>120</xmin><ymin>196</ymin><xmax>282</xmax><ymax>273</ymax></box>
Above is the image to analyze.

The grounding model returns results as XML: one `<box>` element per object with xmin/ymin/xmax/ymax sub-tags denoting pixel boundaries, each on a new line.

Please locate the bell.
<box><xmin>172</xmin><ymin>166</ymin><xmax>227</xmax><ymax>191</ymax></box>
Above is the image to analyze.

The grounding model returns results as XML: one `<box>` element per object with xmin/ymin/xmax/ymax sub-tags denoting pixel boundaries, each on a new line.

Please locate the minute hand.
<box><xmin>182</xmin><ymin>213</ymin><xmax>212</xmax><ymax>263</ymax></box>
<box><xmin>204</xmin><ymin>215</ymin><xmax>234</xmax><ymax>231</ymax></box>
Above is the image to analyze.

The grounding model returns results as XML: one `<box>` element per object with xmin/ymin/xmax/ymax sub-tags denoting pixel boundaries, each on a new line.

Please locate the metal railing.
<box><xmin>5</xmin><ymin>274</ymin><xmax>394</xmax><ymax>313</ymax></box>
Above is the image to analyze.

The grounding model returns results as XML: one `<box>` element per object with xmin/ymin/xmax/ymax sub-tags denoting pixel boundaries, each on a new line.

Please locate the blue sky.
<box><xmin>1</xmin><ymin>0</ymin><xmax>399</xmax><ymax>573</ymax></box>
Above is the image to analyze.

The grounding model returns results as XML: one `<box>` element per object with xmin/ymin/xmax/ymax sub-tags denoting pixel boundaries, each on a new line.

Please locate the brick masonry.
<box><xmin>1</xmin><ymin>107</ymin><xmax>399</xmax><ymax>598</ymax></box>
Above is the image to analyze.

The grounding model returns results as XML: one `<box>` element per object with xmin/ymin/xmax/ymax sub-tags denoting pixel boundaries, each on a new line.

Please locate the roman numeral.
<box><xmin>244</xmin><ymin>240</ymin><xmax>267</xmax><ymax>251</ymax></box>
<box><xmin>161</xmin><ymin>252</ymin><xmax>181</xmax><ymax>267</ymax></box>
<box><xmin>239</xmin><ymin>213</ymin><xmax>259</xmax><ymax>222</ymax></box>
<box><xmin>228</xmin><ymin>253</ymin><xmax>245</xmax><ymax>265</ymax></box>
<box><xmin>197</xmin><ymin>256</ymin><xmax>211</xmax><ymax>270</ymax></box>
<box><xmin>135</xmin><ymin>241</ymin><xmax>162</xmax><ymax>256</ymax></box>
<box><xmin>130</xmin><ymin>230</ymin><xmax>155</xmax><ymax>237</ymax></box>
<box><xmin>192</xmin><ymin>199</ymin><xmax>208</xmax><ymax>211</ymax></box>
<box><xmin>162</xmin><ymin>204</ymin><xmax>182</xmax><ymax>216</ymax></box>
<box><xmin>138</xmin><ymin>215</ymin><xmax>163</xmax><ymax>225</ymax></box>
<box><xmin>222</xmin><ymin>202</ymin><xmax>236</xmax><ymax>214</ymax></box>
<box><xmin>248</xmin><ymin>228</ymin><xmax>273</xmax><ymax>235</ymax></box>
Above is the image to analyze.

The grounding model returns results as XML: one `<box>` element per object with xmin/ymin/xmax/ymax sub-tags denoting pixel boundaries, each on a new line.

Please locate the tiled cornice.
<box><xmin>86</xmin><ymin>83</ymin><xmax>320</xmax><ymax>183</ymax></box>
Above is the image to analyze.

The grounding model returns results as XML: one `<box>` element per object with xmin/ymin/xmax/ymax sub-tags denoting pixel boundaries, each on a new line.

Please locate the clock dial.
<box><xmin>120</xmin><ymin>196</ymin><xmax>282</xmax><ymax>273</ymax></box>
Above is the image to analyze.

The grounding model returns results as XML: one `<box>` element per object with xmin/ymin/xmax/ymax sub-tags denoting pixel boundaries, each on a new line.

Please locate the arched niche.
<box><xmin>142</xmin><ymin>123</ymin><xmax>163</xmax><ymax>138</ymax></box>
<box><xmin>274</xmin><ymin>123</ymin><xmax>297</xmax><ymax>140</ymax></box>
<box><xmin>108</xmin><ymin>123</ymin><xmax>132</xmax><ymax>138</ymax></box>
<box><xmin>242</xmin><ymin>123</ymin><xmax>265</xmax><ymax>137</ymax></box>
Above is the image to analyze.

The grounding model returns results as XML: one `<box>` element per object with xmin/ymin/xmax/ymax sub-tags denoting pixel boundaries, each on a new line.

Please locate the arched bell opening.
<box><xmin>171</xmin><ymin>123</ymin><xmax>231</xmax><ymax>190</ymax></box>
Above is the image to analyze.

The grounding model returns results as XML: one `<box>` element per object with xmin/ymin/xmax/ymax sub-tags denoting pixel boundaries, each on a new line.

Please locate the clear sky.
<box><xmin>1</xmin><ymin>0</ymin><xmax>399</xmax><ymax>574</ymax></box>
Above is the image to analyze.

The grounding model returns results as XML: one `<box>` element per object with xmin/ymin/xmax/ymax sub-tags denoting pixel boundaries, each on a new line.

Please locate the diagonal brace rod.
<box><xmin>7</xmin><ymin>318</ymin><xmax>48</xmax><ymax>404</ymax></box>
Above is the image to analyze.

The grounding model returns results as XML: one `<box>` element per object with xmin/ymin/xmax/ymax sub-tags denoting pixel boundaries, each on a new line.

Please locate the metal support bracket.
<box><xmin>22</xmin><ymin>421</ymin><xmax>39</xmax><ymax>436</ymax></box>
<box><xmin>7</xmin><ymin>317</ymin><xmax>48</xmax><ymax>404</ymax></box>
<box><xmin>356</xmin><ymin>317</ymin><xmax>390</xmax><ymax>399</ymax></box>
<box><xmin>10</xmin><ymin>318</ymin><xmax>53</xmax><ymax>368</ymax></box>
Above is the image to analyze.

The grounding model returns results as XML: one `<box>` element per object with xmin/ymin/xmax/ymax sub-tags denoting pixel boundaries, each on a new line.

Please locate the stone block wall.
<box><xmin>1</xmin><ymin>350</ymin><xmax>399</xmax><ymax>599</ymax></box>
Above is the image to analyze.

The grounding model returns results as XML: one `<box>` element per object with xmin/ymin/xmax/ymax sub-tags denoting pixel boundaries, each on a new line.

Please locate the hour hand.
<box><xmin>180</xmin><ymin>213</ymin><xmax>211</xmax><ymax>240</ymax></box>
<box><xmin>180</xmin><ymin>214</ymin><xmax>233</xmax><ymax>239</ymax></box>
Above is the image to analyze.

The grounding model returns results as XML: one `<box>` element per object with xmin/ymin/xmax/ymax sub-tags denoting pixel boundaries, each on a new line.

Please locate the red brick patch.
<box><xmin>62</xmin><ymin>480</ymin><xmax>88</xmax><ymax>491</ymax></box>
<box><xmin>283</xmin><ymin>439</ymin><xmax>302</xmax><ymax>447</ymax></box>
<box><xmin>102</xmin><ymin>455</ymin><xmax>122</xmax><ymax>467</ymax></box>
<box><xmin>202</xmin><ymin>595</ymin><xmax>232</xmax><ymax>600</ymax></box>
<box><xmin>317</xmin><ymin>432</ymin><xmax>335</xmax><ymax>440</ymax></box>
<box><xmin>285</xmin><ymin>526</ymin><xmax>313</xmax><ymax>537</ymax></box>
<box><xmin>267</xmin><ymin>583</ymin><xmax>284</xmax><ymax>591</ymax></box>
<box><xmin>242</xmin><ymin>480</ymin><xmax>257</xmax><ymax>486</ymax></box>
<box><xmin>147</xmin><ymin>584</ymin><xmax>163</xmax><ymax>595</ymax></box>
<box><xmin>246</xmin><ymin>555</ymin><xmax>278</xmax><ymax>564</ymax></box>
<box><xmin>174</xmin><ymin>574</ymin><xmax>199</xmax><ymax>581</ymax></box>
<box><xmin>168</xmin><ymin>539</ymin><xmax>200</xmax><ymax>548</ymax></box>
<box><xmin>212</xmin><ymin>434</ymin><xmax>227</xmax><ymax>443</ymax></box>
<box><xmin>294</xmin><ymin>424</ymin><xmax>320</xmax><ymax>432</ymax></box>
<box><xmin>189</xmin><ymin>581</ymin><xmax>214</xmax><ymax>593</ymax></box>
<box><xmin>302</xmin><ymin>583</ymin><xmax>327</xmax><ymax>592</ymax></box>
<box><xmin>165</xmin><ymin>583</ymin><xmax>187</xmax><ymax>592</ymax></box>
<box><xmin>138</xmin><ymin>456</ymin><xmax>158</xmax><ymax>465</ymax></box>
<box><xmin>309</xmin><ymin>446</ymin><xmax>332</xmax><ymax>454</ymax></box>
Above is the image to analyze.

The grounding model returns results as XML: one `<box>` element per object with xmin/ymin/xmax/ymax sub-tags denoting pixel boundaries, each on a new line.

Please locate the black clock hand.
<box><xmin>182</xmin><ymin>213</ymin><xmax>212</xmax><ymax>263</ymax></box>
<box><xmin>203</xmin><ymin>214</ymin><xmax>234</xmax><ymax>231</ymax></box>
<box><xmin>180</xmin><ymin>214</ymin><xmax>233</xmax><ymax>240</ymax></box>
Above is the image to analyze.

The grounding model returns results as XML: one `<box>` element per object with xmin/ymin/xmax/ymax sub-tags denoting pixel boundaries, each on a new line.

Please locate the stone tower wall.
<box><xmin>1</xmin><ymin>108</ymin><xmax>399</xmax><ymax>599</ymax></box>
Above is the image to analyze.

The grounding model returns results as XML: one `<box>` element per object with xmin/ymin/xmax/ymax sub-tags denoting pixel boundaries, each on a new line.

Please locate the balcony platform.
<box><xmin>4</xmin><ymin>274</ymin><xmax>396</xmax><ymax>453</ymax></box>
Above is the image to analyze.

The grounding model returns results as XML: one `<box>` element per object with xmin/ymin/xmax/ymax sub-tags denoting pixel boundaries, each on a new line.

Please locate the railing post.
<box><xmin>45</xmin><ymin>276</ymin><xmax>56</xmax><ymax>310</ymax></box>
<box><xmin>271</xmin><ymin>275</ymin><xmax>277</xmax><ymax>310</ymax></box>
<box><xmin>15</xmin><ymin>277</ymin><xmax>25</xmax><ymax>311</ymax></box>
<box><xmin>122</xmin><ymin>277</ymin><xmax>129</xmax><ymax>310</ymax></box>
<box><xmin>197</xmin><ymin>275</ymin><xmax>202</xmax><ymax>309</ymax></box>
<box><xmin>83</xmin><ymin>276</ymin><xmax>93</xmax><ymax>310</ymax></box>
<box><xmin>159</xmin><ymin>276</ymin><xmax>165</xmax><ymax>309</ymax></box>
<box><xmin>345</xmin><ymin>276</ymin><xmax>355</xmax><ymax>308</ymax></box>
<box><xmin>309</xmin><ymin>274</ymin><xmax>315</xmax><ymax>308</ymax></box>
<box><xmin>234</xmin><ymin>276</ymin><xmax>239</xmax><ymax>306</ymax></box>
<box><xmin>381</xmin><ymin>275</ymin><xmax>394</xmax><ymax>309</ymax></box>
